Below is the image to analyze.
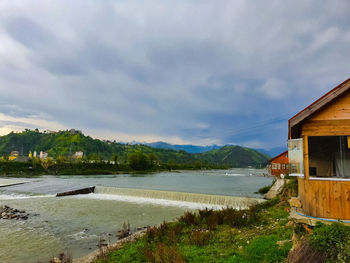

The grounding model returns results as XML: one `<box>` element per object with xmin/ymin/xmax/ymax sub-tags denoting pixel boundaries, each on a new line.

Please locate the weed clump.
<box><xmin>49</xmin><ymin>253</ymin><xmax>73</xmax><ymax>263</ymax></box>
<box><xmin>287</xmin><ymin>240</ymin><xmax>326</xmax><ymax>263</ymax></box>
<box><xmin>144</xmin><ymin>242</ymin><xmax>184</xmax><ymax>263</ymax></box>
<box><xmin>117</xmin><ymin>221</ymin><xmax>130</xmax><ymax>239</ymax></box>
<box><xmin>189</xmin><ymin>229</ymin><xmax>211</xmax><ymax>246</ymax></box>
<box><xmin>310</xmin><ymin>222</ymin><xmax>350</xmax><ymax>262</ymax></box>
<box><xmin>179</xmin><ymin>211</ymin><xmax>198</xmax><ymax>225</ymax></box>
<box><xmin>178</xmin><ymin>206</ymin><xmax>261</xmax><ymax>230</ymax></box>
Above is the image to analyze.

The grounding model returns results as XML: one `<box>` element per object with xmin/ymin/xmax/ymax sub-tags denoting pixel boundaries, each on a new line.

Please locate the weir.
<box><xmin>56</xmin><ymin>186</ymin><xmax>95</xmax><ymax>197</ymax></box>
<box><xmin>94</xmin><ymin>186</ymin><xmax>264</xmax><ymax>208</ymax></box>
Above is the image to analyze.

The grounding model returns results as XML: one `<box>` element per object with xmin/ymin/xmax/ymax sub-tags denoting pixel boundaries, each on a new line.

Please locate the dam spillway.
<box><xmin>93</xmin><ymin>186</ymin><xmax>265</xmax><ymax>209</ymax></box>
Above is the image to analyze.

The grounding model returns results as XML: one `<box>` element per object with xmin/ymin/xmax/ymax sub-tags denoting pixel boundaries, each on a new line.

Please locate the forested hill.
<box><xmin>145</xmin><ymin>141</ymin><xmax>221</xmax><ymax>153</ymax></box>
<box><xmin>197</xmin><ymin>145</ymin><xmax>269</xmax><ymax>168</ymax></box>
<box><xmin>0</xmin><ymin>130</ymin><xmax>269</xmax><ymax>168</ymax></box>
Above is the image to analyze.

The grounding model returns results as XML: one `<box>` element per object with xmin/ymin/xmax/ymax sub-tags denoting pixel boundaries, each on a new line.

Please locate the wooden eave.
<box><xmin>288</xmin><ymin>78</ymin><xmax>350</xmax><ymax>138</ymax></box>
<box><xmin>269</xmin><ymin>150</ymin><xmax>288</xmax><ymax>163</ymax></box>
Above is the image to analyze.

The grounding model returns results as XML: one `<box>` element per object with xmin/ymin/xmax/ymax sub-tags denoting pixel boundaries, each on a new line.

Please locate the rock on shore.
<box><xmin>0</xmin><ymin>205</ymin><xmax>30</xmax><ymax>220</ymax></box>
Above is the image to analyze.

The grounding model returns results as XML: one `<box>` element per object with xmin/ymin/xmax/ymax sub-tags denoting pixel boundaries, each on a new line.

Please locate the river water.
<box><xmin>0</xmin><ymin>169</ymin><xmax>272</xmax><ymax>263</ymax></box>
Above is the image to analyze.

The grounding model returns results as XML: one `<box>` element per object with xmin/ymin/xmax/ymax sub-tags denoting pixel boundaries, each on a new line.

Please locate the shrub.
<box><xmin>144</xmin><ymin>242</ymin><xmax>184</xmax><ymax>263</ymax></box>
<box><xmin>117</xmin><ymin>221</ymin><xmax>130</xmax><ymax>239</ymax></box>
<box><xmin>189</xmin><ymin>229</ymin><xmax>211</xmax><ymax>246</ymax></box>
<box><xmin>255</xmin><ymin>197</ymin><xmax>279</xmax><ymax>210</ymax></box>
<box><xmin>206</xmin><ymin>213</ymin><xmax>219</xmax><ymax>230</ymax></box>
<box><xmin>222</xmin><ymin>207</ymin><xmax>260</xmax><ymax>228</ymax></box>
<box><xmin>257</xmin><ymin>185</ymin><xmax>272</xmax><ymax>194</ymax></box>
<box><xmin>179</xmin><ymin>212</ymin><xmax>197</xmax><ymax>225</ymax></box>
<box><xmin>198</xmin><ymin>208</ymin><xmax>214</xmax><ymax>221</ymax></box>
<box><xmin>287</xmin><ymin>240</ymin><xmax>326</xmax><ymax>263</ymax></box>
<box><xmin>146</xmin><ymin>222</ymin><xmax>170</xmax><ymax>243</ymax></box>
<box><xmin>146</xmin><ymin>226</ymin><xmax>159</xmax><ymax>242</ymax></box>
<box><xmin>310</xmin><ymin>222</ymin><xmax>350</xmax><ymax>262</ymax></box>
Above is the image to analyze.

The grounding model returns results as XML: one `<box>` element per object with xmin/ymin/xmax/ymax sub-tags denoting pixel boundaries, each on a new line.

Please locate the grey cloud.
<box><xmin>0</xmin><ymin>0</ymin><xmax>349</xmax><ymax>148</ymax></box>
<box><xmin>5</xmin><ymin>17</ymin><xmax>52</xmax><ymax>48</ymax></box>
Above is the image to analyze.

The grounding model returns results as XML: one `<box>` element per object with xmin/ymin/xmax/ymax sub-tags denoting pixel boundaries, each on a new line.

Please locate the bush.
<box><xmin>189</xmin><ymin>229</ymin><xmax>211</xmax><ymax>246</ymax></box>
<box><xmin>222</xmin><ymin>207</ymin><xmax>260</xmax><ymax>228</ymax></box>
<box><xmin>144</xmin><ymin>242</ymin><xmax>184</xmax><ymax>263</ymax></box>
<box><xmin>179</xmin><ymin>212</ymin><xmax>197</xmax><ymax>225</ymax></box>
<box><xmin>128</xmin><ymin>151</ymin><xmax>152</xmax><ymax>170</ymax></box>
<box><xmin>257</xmin><ymin>185</ymin><xmax>271</xmax><ymax>194</ymax></box>
<box><xmin>310</xmin><ymin>222</ymin><xmax>350</xmax><ymax>262</ymax></box>
<box><xmin>287</xmin><ymin>240</ymin><xmax>326</xmax><ymax>263</ymax></box>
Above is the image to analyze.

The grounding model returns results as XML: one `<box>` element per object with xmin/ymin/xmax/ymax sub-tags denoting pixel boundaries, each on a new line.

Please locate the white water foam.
<box><xmin>69</xmin><ymin>229</ymin><xmax>98</xmax><ymax>240</ymax></box>
<box><xmin>73</xmin><ymin>193</ymin><xmax>226</xmax><ymax>210</ymax></box>
<box><xmin>0</xmin><ymin>193</ymin><xmax>55</xmax><ymax>200</ymax></box>
<box><xmin>225</xmin><ymin>173</ymin><xmax>245</xmax><ymax>176</ymax></box>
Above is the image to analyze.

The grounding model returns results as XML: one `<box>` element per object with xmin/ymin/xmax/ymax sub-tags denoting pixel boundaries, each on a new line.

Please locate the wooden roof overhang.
<box><xmin>288</xmin><ymin>78</ymin><xmax>350</xmax><ymax>139</ymax></box>
<box><xmin>268</xmin><ymin>150</ymin><xmax>288</xmax><ymax>163</ymax></box>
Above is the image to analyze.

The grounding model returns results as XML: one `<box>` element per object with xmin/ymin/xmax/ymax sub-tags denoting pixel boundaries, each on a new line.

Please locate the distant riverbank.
<box><xmin>0</xmin><ymin>160</ymin><xmax>229</xmax><ymax>176</ymax></box>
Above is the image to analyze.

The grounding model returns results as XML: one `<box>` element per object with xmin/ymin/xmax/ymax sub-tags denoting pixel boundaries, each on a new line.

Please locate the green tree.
<box><xmin>128</xmin><ymin>151</ymin><xmax>151</xmax><ymax>170</ymax></box>
<box><xmin>57</xmin><ymin>155</ymin><xmax>65</xmax><ymax>164</ymax></box>
<box><xmin>111</xmin><ymin>153</ymin><xmax>118</xmax><ymax>165</ymax></box>
<box><xmin>148</xmin><ymin>153</ymin><xmax>158</xmax><ymax>167</ymax></box>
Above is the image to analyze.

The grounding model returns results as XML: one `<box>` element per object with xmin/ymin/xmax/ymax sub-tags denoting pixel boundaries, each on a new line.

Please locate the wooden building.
<box><xmin>267</xmin><ymin>151</ymin><xmax>289</xmax><ymax>177</ymax></box>
<box><xmin>289</xmin><ymin>78</ymin><xmax>350</xmax><ymax>220</ymax></box>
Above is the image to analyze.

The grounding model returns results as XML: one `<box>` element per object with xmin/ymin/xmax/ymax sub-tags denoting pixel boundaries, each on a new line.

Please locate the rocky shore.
<box><xmin>0</xmin><ymin>205</ymin><xmax>30</xmax><ymax>220</ymax></box>
<box><xmin>72</xmin><ymin>229</ymin><xmax>147</xmax><ymax>263</ymax></box>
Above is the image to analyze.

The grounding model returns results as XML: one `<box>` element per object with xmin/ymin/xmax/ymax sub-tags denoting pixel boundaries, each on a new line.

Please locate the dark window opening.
<box><xmin>308</xmin><ymin>136</ymin><xmax>350</xmax><ymax>178</ymax></box>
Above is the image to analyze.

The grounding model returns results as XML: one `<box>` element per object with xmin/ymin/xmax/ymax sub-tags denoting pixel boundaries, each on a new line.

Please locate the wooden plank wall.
<box><xmin>302</xmin><ymin>120</ymin><xmax>350</xmax><ymax>136</ymax></box>
<box><xmin>310</xmin><ymin>90</ymin><xmax>350</xmax><ymax>121</ymax></box>
<box><xmin>298</xmin><ymin>178</ymin><xmax>350</xmax><ymax>219</ymax></box>
<box><xmin>301</xmin><ymin>90</ymin><xmax>350</xmax><ymax>136</ymax></box>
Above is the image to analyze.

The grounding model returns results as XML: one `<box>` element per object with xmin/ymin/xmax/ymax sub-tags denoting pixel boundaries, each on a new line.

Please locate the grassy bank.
<box><xmin>97</xmin><ymin>203</ymin><xmax>292</xmax><ymax>263</ymax></box>
<box><xmin>91</xmin><ymin>180</ymin><xmax>350</xmax><ymax>263</ymax></box>
<box><xmin>93</xmin><ymin>182</ymin><xmax>295</xmax><ymax>263</ymax></box>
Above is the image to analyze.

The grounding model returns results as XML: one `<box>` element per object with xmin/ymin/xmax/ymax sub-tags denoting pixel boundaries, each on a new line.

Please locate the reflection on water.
<box><xmin>0</xmin><ymin>169</ymin><xmax>272</xmax><ymax>263</ymax></box>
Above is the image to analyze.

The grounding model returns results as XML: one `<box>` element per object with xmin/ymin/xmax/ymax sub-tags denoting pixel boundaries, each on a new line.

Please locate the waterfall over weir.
<box><xmin>94</xmin><ymin>186</ymin><xmax>265</xmax><ymax>209</ymax></box>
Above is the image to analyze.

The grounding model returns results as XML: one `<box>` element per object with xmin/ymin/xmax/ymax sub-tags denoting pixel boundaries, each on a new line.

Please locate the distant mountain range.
<box><xmin>144</xmin><ymin>141</ymin><xmax>221</xmax><ymax>154</ymax></box>
<box><xmin>0</xmin><ymin>130</ymin><xmax>270</xmax><ymax>168</ymax></box>
<box><xmin>145</xmin><ymin>141</ymin><xmax>286</xmax><ymax>158</ymax></box>
<box><xmin>256</xmin><ymin>146</ymin><xmax>287</xmax><ymax>158</ymax></box>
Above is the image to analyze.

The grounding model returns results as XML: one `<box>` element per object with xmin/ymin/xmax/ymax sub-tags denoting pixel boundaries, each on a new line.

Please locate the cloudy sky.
<box><xmin>0</xmin><ymin>0</ymin><xmax>349</xmax><ymax>149</ymax></box>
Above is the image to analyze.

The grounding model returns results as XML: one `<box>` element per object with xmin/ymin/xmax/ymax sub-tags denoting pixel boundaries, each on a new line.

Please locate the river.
<box><xmin>0</xmin><ymin>169</ymin><xmax>272</xmax><ymax>263</ymax></box>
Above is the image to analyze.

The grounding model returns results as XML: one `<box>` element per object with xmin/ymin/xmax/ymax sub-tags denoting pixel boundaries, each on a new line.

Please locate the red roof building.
<box><xmin>267</xmin><ymin>151</ymin><xmax>288</xmax><ymax>177</ymax></box>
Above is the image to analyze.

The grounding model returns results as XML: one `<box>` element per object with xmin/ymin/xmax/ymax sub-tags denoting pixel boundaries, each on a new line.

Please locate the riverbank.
<box><xmin>0</xmin><ymin>161</ymin><xmax>229</xmax><ymax>176</ymax></box>
<box><xmin>67</xmin><ymin>179</ymin><xmax>349</xmax><ymax>263</ymax></box>
<box><xmin>93</xmin><ymin>196</ymin><xmax>294</xmax><ymax>262</ymax></box>
<box><xmin>72</xmin><ymin>230</ymin><xmax>147</xmax><ymax>263</ymax></box>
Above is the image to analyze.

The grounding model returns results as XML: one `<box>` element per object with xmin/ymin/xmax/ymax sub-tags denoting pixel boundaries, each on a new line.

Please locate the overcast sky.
<box><xmin>0</xmin><ymin>0</ymin><xmax>349</xmax><ymax>149</ymax></box>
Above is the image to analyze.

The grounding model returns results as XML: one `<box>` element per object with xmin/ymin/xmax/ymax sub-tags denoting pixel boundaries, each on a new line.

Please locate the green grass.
<box><xmin>96</xmin><ymin>198</ymin><xmax>293</xmax><ymax>263</ymax></box>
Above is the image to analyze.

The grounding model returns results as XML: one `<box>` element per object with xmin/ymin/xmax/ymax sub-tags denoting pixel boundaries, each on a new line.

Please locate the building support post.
<box><xmin>303</xmin><ymin>135</ymin><xmax>309</xmax><ymax>180</ymax></box>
